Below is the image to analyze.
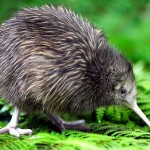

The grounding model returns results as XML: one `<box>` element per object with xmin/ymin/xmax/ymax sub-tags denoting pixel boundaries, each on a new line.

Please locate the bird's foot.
<box><xmin>0</xmin><ymin>107</ymin><xmax>33</xmax><ymax>137</ymax></box>
<box><xmin>47</xmin><ymin>113</ymin><xmax>91</xmax><ymax>133</ymax></box>
<box><xmin>62</xmin><ymin>119</ymin><xmax>91</xmax><ymax>132</ymax></box>
<box><xmin>0</xmin><ymin>125</ymin><xmax>33</xmax><ymax>137</ymax></box>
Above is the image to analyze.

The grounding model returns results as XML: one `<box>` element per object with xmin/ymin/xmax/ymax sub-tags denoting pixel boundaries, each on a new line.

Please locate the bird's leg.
<box><xmin>46</xmin><ymin>113</ymin><xmax>91</xmax><ymax>133</ymax></box>
<box><xmin>0</xmin><ymin>106</ymin><xmax>32</xmax><ymax>137</ymax></box>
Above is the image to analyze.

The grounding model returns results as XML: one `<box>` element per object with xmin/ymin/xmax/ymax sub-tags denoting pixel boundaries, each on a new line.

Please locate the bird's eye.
<box><xmin>120</xmin><ymin>87</ymin><xmax>126</xmax><ymax>96</ymax></box>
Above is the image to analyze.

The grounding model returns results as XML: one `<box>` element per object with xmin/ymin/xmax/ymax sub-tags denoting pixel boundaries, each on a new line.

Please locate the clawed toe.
<box><xmin>0</xmin><ymin>126</ymin><xmax>33</xmax><ymax>137</ymax></box>
<box><xmin>47</xmin><ymin>113</ymin><xmax>91</xmax><ymax>133</ymax></box>
<box><xmin>64</xmin><ymin>123</ymin><xmax>91</xmax><ymax>132</ymax></box>
<box><xmin>0</xmin><ymin>107</ymin><xmax>33</xmax><ymax>137</ymax></box>
<box><xmin>62</xmin><ymin>119</ymin><xmax>85</xmax><ymax>125</ymax></box>
<box><xmin>62</xmin><ymin>120</ymin><xmax>91</xmax><ymax>132</ymax></box>
<box><xmin>16</xmin><ymin>128</ymin><xmax>33</xmax><ymax>135</ymax></box>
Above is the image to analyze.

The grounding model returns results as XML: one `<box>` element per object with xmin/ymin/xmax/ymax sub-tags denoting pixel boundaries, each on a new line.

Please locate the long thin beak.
<box><xmin>127</xmin><ymin>100</ymin><xmax>150</xmax><ymax>127</ymax></box>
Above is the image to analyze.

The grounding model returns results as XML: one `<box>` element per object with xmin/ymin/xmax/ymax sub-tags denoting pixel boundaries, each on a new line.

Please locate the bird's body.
<box><xmin>0</xmin><ymin>6</ymin><xmax>132</xmax><ymax>114</ymax></box>
<box><xmin>0</xmin><ymin>5</ymin><xmax>149</xmax><ymax>137</ymax></box>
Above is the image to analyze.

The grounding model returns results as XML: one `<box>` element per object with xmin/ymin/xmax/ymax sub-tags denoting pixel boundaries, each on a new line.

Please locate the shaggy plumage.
<box><xmin>0</xmin><ymin>6</ymin><xmax>134</xmax><ymax>115</ymax></box>
<box><xmin>2</xmin><ymin>5</ymin><xmax>150</xmax><ymax>137</ymax></box>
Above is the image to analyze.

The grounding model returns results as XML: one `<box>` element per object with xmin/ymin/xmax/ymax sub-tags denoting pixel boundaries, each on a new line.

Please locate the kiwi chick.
<box><xmin>0</xmin><ymin>5</ymin><xmax>150</xmax><ymax>137</ymax></box>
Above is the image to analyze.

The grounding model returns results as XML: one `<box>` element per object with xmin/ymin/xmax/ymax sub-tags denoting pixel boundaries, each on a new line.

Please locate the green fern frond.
<box><xmin>1</xmin><ymin>125</ymin><xmax>150</xmax><ymax>150</ymax></box>
<box><xmin>0</xmin><ymin>62</ymin><xmax>150</xmax><ymax>150</ymax></box>
<box><xmin>96</xmin><ymin>107</ymin><xmax>105</xmax><ymax>123</ymax></box>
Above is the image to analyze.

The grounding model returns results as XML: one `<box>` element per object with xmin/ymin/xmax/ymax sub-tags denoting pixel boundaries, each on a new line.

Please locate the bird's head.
<box><xmin>111</xmin><ymin>62</ymin><xmax>150</xmax><ymax>127</ymax></box>
<box><xmin>95</xmin><ymin>45</ymin><xmax>150</xmax><ymax>127</ymax></box>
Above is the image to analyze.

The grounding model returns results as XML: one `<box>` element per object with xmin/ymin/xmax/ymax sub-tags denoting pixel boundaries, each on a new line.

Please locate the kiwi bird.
<box><xmin>0</xmin><ymin>5</ymin><xmax>150</xmax><ymax>137</ymax></box>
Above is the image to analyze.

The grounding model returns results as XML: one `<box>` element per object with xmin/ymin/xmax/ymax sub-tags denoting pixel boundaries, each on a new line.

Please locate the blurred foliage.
<box><xmin>0</xmin><ymin>0</ymin><xmax>150</xmax><ymax>150</ymax></box>
<box><xmin>0</xmin><ymin>0</ymin><xmax>150</xmax><ymax>64</ymax></box>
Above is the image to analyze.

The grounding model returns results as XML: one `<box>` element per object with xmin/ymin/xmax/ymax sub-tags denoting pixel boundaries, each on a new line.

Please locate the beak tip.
<box><xmin>127</xmin><ymin>101</ymin><xmax>150</xmax><ymax>127</ymax></box>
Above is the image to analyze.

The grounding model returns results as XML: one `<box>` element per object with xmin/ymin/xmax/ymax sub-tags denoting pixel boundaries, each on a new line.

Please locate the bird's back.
<box><xmin>0</xmin><ymin>6</ymin><xmax>130</xmax><ymax>114</ymax></box>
